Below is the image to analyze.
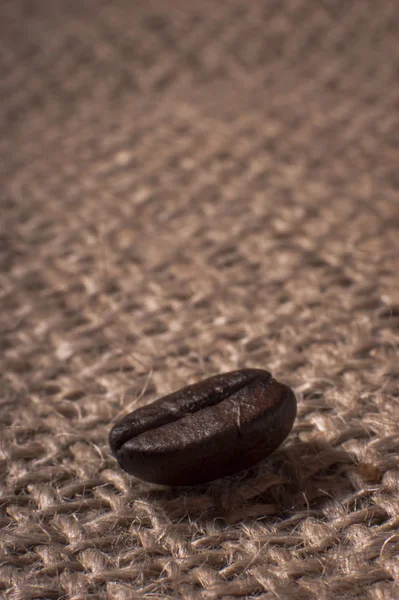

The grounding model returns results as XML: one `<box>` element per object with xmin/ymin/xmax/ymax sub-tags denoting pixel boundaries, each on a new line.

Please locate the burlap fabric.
<box><xmin>1</xmin><ymin>1</ymin><xmax>399</xmax><ymax>598</ymax></box>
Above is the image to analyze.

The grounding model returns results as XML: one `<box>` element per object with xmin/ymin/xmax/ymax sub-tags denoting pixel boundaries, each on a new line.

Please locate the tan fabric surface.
<box><xmin>1</xmin><ymin>1</ymin><xmax>399</xmax><ymax>598</ymax></box>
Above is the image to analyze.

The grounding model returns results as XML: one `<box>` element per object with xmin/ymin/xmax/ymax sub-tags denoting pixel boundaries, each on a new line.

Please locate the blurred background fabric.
<box><xmin>1</xmin><ymin>1</ymin><xmax>399</xmax><ymax>598</ymax></box>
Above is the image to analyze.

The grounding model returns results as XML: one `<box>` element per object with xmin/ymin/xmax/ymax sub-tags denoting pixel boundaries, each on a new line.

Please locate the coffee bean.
<box><xmin>109</xmin><ymin>368</ymin><xmax>296</xmax><ymax>486</ymax></box>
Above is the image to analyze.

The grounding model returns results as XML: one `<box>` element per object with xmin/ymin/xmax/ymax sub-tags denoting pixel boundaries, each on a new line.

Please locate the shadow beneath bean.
<box><xmin>136</xmin><ymin>439</ymin><xmax>356</xmax><ymax>525</ymax></box>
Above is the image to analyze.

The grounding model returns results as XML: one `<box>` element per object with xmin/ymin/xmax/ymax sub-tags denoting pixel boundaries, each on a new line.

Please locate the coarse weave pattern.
<box><xmin>1</xmin><ymin>1</ymin><xmax>399</xmax><ymax>599</ymax></box>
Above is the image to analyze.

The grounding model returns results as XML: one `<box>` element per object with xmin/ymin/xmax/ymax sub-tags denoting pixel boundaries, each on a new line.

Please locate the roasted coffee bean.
<box><xmin>109</xmin><ymin>368</ymin><xmax>296</xmax><ymax>486</ymax></box>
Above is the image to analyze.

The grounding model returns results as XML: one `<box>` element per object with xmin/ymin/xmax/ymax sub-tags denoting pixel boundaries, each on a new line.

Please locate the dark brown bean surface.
<box><xmin>109</xmin><ymin>369</ymin><xmax>296</xmax><ymax>486</ymax></box>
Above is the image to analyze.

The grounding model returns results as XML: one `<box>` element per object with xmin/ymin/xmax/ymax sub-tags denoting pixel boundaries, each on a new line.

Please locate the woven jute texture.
<box><xmin>1</xmin><ymin>1</ymin><xmax>399</xmax><ymax>598</ymax></box>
